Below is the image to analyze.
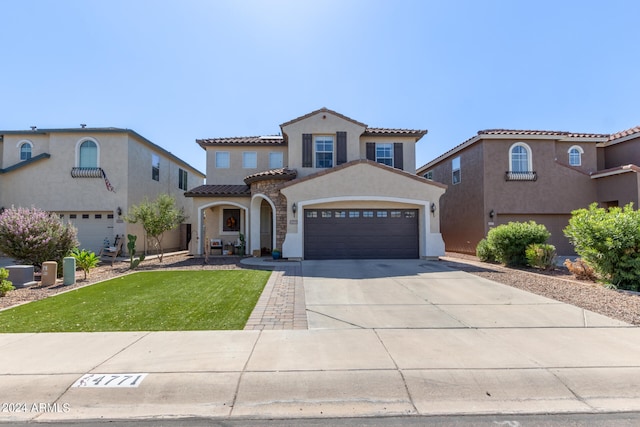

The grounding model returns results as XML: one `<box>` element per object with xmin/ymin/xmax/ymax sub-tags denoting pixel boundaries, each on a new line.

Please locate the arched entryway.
<box><xmin>250</xmin><ymin>194</ymin><xmax>276</xmax><ymax>256</ymax></box>
<box><xmin>198</xmin><ymin>201</ymin><xmax>248</xmax><ymax>256</ymax></box>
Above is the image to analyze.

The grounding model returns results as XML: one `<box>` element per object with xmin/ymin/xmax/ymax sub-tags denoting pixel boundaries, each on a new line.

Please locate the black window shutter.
<box><xmin>302</xmin><ymin>133</ymin><xmax>312</xmax><ymax>167</ymax></box>
<box><xmin>336</xmin><ymin>131</ymin><xmax>347</xmax><ymax>165</ymax></box>
<box><xmin>394</xmin><ymin>143</ymin><xmax>404</xmax><ymax>170</ymax></box>
<box><xmin>366</xmin><ymin>142</ymin><xmax>376</xmax><ymax>161</ymax></box>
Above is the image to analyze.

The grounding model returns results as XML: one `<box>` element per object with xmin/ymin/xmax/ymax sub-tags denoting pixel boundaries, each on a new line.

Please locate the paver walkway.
<box><xmin>243</xmin><ymin>261</ymin><xmax>307</xmax><ymax>330</ymax></box>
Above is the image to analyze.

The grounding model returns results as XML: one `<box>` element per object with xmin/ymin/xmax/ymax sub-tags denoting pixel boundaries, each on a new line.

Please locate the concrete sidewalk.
<box><xmin>0</xmin><ymin>259</ymin><xmax>639</xmax><ymax>422</ymax></box>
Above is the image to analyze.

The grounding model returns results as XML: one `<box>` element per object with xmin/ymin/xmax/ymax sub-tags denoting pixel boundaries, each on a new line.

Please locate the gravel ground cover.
<box><xmin>440</xmin><ymin>252</ymin><xmax>640</xmax><ymax>326</ymax></box>
<box><xmin>2</xmin><ymin>252</ymin><xmax>639</xmax><ymax>326</ymax></box>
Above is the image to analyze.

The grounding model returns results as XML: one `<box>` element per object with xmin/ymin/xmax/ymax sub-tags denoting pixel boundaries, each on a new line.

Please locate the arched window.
<box><xmin>77</xmin><ymin>139</ymin><xmax>99</xmax><ymax>168</ymax></box>
<box><xmin>509</xmin><ymin>142</ymin><xmax>532</xmax><ymax>172</ymax></box>
<box><xmin>568</xmin><ymin>145</ymin><xmax>583</xmax><ymax>166</ymax></box>
<box><xmin>18</xmin><ymin>141</ymin><xmax>32</xmax><ymax>160</ymax></box>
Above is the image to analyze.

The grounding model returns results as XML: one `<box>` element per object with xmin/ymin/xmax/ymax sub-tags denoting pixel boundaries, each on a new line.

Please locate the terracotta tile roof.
<box><xmin>608</xmin><ymin>126</ymin><xmax>640</xmax><ymax>142</ymax></box>
<box><xmin>196</xmin><ymin>136</ymin><xmax>285</xmax><ymax>148</ymax></box>
<box><xmin>363</xmin><ymin>128</ymin><xmax>428</xmax><ymax>139</ymax></box>
<box><xmin>244</xmin><ymin>168</ymin><xmax>297</xmax><ymax>184</ymax></box>
<box><xmin>479</xmin><ymin>129</ymin><xmax>609</xmax><ymax>138</ymax></box>
<box><xmin>280</xmin><ymin>107</ymin><xmax>367</xmax><ymax>128</ymax></box>
<box><xmin>184</xmin><ymin>184</ymin><xmax>250</xmax><ymax>197</ymax></box>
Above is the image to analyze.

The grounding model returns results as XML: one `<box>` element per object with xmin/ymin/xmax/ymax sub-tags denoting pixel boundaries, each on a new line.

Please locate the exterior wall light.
<box><xmin>489</xmin><ymin>209</ymin><xmax>495</xmax><ymax>219</ymax></box>
<box><xmin>292</xmin><ymin>202</ymin><xmax>297</xmax><ymax>216</ymax></box>
<box><xmin>430</xmin><ymin>202</ymin><xmax>436</xmax><ymax>214</ymax></box>
<box><xmin>117</xmin><ymin>207</ymin><xmax>122</xmax><ymax>216</ymax></box>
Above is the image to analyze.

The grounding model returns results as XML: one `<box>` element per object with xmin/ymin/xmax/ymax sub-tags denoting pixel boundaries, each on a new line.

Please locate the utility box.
<box><xmin>6</xmin><ymin>265</ymin><xmax>36</xmax><ymax>288</ymax></box>
<box><xmin>63</xmin><ymin>257</ymin><xmax>76</xmax><ymax>285</ymax></box>
<box><xmin>41</xmin><ymin>261</ymin><xmax>58</xmax><ymax>286</ymax></box>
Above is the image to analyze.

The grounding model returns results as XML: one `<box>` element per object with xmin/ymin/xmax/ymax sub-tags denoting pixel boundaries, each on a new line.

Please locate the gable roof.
<box><xmin>281</xmin><ymin>158</ymin><xmax>447</xmax><ymax>190</ymax></box>
<box><xmin>418</xmin><ymin>128</ymin><xmax>609</xmax><ymax>173</ymax></box>
<box><xmin>280</xmin><ymin>107</ymin><xmax>367</xmax><ymax>128</ymax></box>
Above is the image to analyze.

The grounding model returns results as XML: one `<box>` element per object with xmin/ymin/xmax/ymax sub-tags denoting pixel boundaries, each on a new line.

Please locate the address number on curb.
<box><xmin>72</xmin><ymin>373</ymin><xmax>148</xmax><ymax>388</ymax></box>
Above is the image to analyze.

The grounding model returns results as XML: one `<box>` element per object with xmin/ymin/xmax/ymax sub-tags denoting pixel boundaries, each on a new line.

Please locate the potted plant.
<box><xmin>271</xmin><ymin>248</ymin><xmax>281</xmax><ymax>260</ymax></box>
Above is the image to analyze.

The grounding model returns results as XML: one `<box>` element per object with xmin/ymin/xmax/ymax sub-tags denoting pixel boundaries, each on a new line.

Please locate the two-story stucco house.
<box><xmin>0</xmin><ymin>127</ymin><xmax>205</xmax><ymax>254</ymax></box>
<box><xmin>418</xmin><ymin>125</ymin><xmax>640</xmax><ymax>255</ymax></box>
<box><xmin>186</xmin><ymin>108</ymin><xmax>446</xmax><ymax>260</ymax></box>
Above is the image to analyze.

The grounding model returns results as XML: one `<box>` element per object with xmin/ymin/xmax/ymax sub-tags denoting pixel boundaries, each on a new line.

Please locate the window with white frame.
<box><xmin>315</xmin><ymin>135</ymin><xmax>333</xmax><ymax>168</ymax></box>
<box><xmin>151</xmin><ymin>154</ymin><xmax>160</xmax><ymax>181</ymax></box>
<box><xmin>243</xmin><ymin>152</ymin><xmax>257</xmax><ymax>169</ymax></box>
<box><xmin>178</xmin><ymin>168</ymin><xmax>188</xmax><ymax>190</ymax></box>
<box><xmin>19</xmin><ymin>141</ymin><xmax>32</xmax><ymax>160</ymax></box>
<box><xmin>452</xmin><ymin>156</ymin><xmax>461</xmax><ymax>184</ymax></box>
<box><xmin>78</xmin><ymin>139</ymin><xmax>98</xmax><ymax>168</ymax></box>
<box><xmin>215</xmin><ymin>151</ymin><xmax>230</xmax><ymax>168</ymax></box>
<box><xmin>375</xmin><ymin>143</ymin><xmax>394</xmax><ymax>166</ymax></box>
<box><xmin>509</xmin><ymin>142</ymin><xmax>532</xmax><ymax>172</ymax></box>
<box><xmin>269</xmin><ymin>152</ymin><xmax>283</xmax><ymax>169</ymax></box>
<box><xmin>568</xmin><ymin>145</ymin><xmax>583</xmax><ymax>166</ymax></box>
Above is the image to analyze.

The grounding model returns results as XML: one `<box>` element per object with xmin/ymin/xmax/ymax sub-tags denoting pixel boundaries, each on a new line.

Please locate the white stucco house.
<box><xmin>186</xmin><ymin>108</ymin><xmax>446</xmax><ymax>260</ymax></box>
<box><xmin>0</xmin><ymin>127</ymin><xmax>205</xmax><ymax>254</ymax></box>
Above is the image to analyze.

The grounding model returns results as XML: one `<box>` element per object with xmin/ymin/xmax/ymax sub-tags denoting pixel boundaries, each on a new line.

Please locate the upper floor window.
<box><xmin>18</xmin><ymin>141</ymin><xmax>32</xmax><ymax>160</ymax></box>
<box><xmin>78</xmin><ymin>139</ymin><xmax>98</xmax><ymax>168</ymax></box>
<box><xmin>152</xmin><ymin>154</ymin><xmax>160</xmax><ymax>181</ymax></box>
<box><xmin>424</xmin><ymin>170</ymin><xmax>433</xmax><ymax>180</ymax></box>
<box><xmin>568</xmin><ymin>145</ymin><xmax>583</xmax><ymax>166</ymax></box>
<box><xmin>315</xmin><ymin>135</ymin><xmax>333</xmax><ymax>168</ymax></box>
<box><xmin>376</xmin><ymin>143</ymin><xmax>394</xmax><ymax>167</ymax></box>
<box><xmin>242</xmin><ymin>152</ymin><xmax>257</xmax><ymax>169</ymax></box>
<box><xmin>509</xmin><ymin>142</ymin><xmax>532</xmax><ymax>172</ymax></box>
<box><xmin>269</xmin><ymin>152</ymin><xmax>283</xmax><ymax>169</ymax></box>
<box><xmin>452</xmin><ymin>156</ymin><xmax>461</xmax><ymax>184</ymax></box>
<box><xmin>215</xmin><ymin>151</ymin><xmax>229</xmax><ymax>168</ymax></box>
<box><xmin>178</xmin><ymin>168</ymin><xmax>188</xmax><ymax>190</ymax></box>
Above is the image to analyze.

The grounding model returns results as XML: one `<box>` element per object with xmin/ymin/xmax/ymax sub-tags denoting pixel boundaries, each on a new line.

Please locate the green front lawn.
<box><xmin>0</xmin><ymin>270</ymin><xmax>271</xmax><ymax>332</ymax></box>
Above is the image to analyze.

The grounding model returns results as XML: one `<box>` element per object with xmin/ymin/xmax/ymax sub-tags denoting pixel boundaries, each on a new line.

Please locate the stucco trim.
<box><xmin>280</xmin><ymin>107</ymin><xmax>368</xmax><ymax>129</ymax></box>
<box><xmin>590</xmin><ymin>164</ymin><xmax>640</xmax><ymax>179</ymax></box>
<box><xmin>0</xmin><ymin>152</ymin><xmax>51</xmax><ymax>174</ymax></box>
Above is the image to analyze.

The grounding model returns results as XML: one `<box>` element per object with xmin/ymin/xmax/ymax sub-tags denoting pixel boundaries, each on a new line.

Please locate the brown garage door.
<box><xmin>304</xmin><ymin>209</ymin><xmax>419</xmax><ymax>260</ymax></box>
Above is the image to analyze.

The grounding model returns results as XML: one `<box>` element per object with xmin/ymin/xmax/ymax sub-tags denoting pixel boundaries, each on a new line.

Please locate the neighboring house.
<box><xmin>0</xmin><ymin>127</ymin><xmax>205</xmax><ymax>255</ymax></box>
<box><xmin>186</xmin><ymin>107</ymin><xmax>446</xmax><ymax>260</ymax></box>
<box><xmin>417</xmin><ymin>126</ymin><xmax>640</xmax><ymax>255</ymax></box>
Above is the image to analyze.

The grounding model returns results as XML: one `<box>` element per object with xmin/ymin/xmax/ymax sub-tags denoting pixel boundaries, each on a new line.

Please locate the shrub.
<box><xmin>71</xmin><ymin>249</ymin><xmax>100</xmax><ymax>280</ymax></box>
<box><xmin>476</xmin><ymin>238</ymin><xmax>496</xmax><ymax>262</ymax></box>
<box><xmin>525</xmin><ymin>243</ymin><xmax>556</xmax><ymax>270</ymax></box>
<box><xmin>564</xmin><ymin>203</ymin><xmax>640</xmax><ymax>291</ymax></box>
<box><xmin>486</xmin><ymin>221</ymin><xmax>551</xmax><ymax>266</ymax></box>
<box><xmin>0</xmin><ymin>206</ymin><xmax>78</xmax><ymax>268</ymax></box>
<box><xmin>563</xmin><ymin>258</ymin><xmax>597</xmax><ymax>281</ymax></box>
<box><xmin>0</xmin><ymin>268</ymin><xmax>14</xmax><ymax>297</ymax></box>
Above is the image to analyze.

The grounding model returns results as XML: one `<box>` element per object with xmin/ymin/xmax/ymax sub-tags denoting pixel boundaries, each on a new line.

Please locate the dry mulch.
<box><xmin>0</xmin><ymin>254</ymin><xmax>250</xmax><ymax>311</ymax></box>
<box><xmin>2</xmin><ymin>252</ymin><xmax>639</xmax><ymax>326</ymax></box>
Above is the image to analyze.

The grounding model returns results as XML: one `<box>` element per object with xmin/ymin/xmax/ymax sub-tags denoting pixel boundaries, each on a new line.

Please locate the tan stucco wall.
<box><xmin>205</xmin><ymin>146</ymin><xmax>287</xmax><ymax>185</ymax></box>
<box><xmin>282</xmin><ymin>111</ymin><xmax>367</xmax><ymax>178</ymax></box>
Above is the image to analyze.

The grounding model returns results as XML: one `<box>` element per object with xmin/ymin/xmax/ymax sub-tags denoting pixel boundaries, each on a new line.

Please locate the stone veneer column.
<box><xmin>251</xmin><ymin>180</ymin><xmax>289</xmax><ymax>250</ymax></box>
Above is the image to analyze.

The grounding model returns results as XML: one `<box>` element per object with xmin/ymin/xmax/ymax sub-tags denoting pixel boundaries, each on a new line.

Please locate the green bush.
<box><xmin>476</xmin><ymin>238</ymin><xmax>496</xmax><ymax>262</ymax></box>
<box><xmin>0</xmin><ymin>268</ymin><xmax>14</xmax><ymax>297</ymax></box>
<box><xmin>486</xmin><ymin>221</ymin><xmax>551</xmax><ymax>266</ymax></box>
<box><xmin>564</xmin><ymin>203</ymin><xmax>640</xmax><ymax>291</ymax></box>
<box><xmin>525</xmin><ymin>243</ymin><xmax>556</xmax><ymax>270</ymax></box>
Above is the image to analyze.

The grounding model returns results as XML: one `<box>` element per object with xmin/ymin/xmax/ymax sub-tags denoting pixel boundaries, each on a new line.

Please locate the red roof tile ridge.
<box><xmin>609</xmin><ymin>125</ymin><xmax>640</xmax><ymax>141</ymax></box>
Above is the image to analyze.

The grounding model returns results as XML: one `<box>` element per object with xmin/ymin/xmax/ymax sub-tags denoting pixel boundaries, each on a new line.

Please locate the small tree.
<box><xmin>125</xmin><ymin>194</ymin><xmax>186</xmax><ymax>262</ymax></box>
<box><xmin>0</xmin><ymin>206</ymin><xmax>78</xmax><ymax>268</ymax></box>
<box><xmin>71</xmin><ymin>249</ymin><xmax>100</xmax><ymax>280</ymax></box>
<box><xmin>564</xmin><ymin>203</ymin><xmax>640</xmax><ymax>290</ymax></box>
<box><xmin>0</xmin><ymin>268</ymin><xmax>14</xmax><ymax>297</ymax></box>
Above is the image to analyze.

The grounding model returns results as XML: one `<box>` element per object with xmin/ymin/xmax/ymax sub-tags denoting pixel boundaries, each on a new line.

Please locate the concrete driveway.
<box><xmin>302</xmin><ymin>259</ymin><xmax>628</xmax><ymax>329</ymax></box>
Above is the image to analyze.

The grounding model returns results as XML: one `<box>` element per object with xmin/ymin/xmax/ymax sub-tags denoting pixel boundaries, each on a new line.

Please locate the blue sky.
<box><xmin>2</xmin><ymin>0</ymin><xmax>639</xmax><ymax>174</ymax></box>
